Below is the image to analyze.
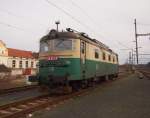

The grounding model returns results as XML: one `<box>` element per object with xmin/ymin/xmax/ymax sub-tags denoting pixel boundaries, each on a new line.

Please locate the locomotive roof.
<box><xmin>40</xmin><ymin>29</ymin><xmax>117</xmax><ymax>55</ymax></box>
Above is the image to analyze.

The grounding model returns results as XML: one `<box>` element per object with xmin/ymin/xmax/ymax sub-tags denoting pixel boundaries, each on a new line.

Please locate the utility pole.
<box><xmin>121</xmin><ymin>48</ymin><xmax>134</xmax><ymax>65</ymax></box>
<box><xmin>129</xmin><ymin>51</ymin><xmax>132</xmax><ymax>64</ymax></box>
<box><xmin>134</xmin><ymin>19</ymin><xmax>150</xmax><ymax>65</ymax></box>
<box><xmin>134</xmin><ymin>19</ymin><xmax>138</xmax><ymax>64</ymax></box>
<box><xmin>129</xmin><ymin>51</ymin><xmax>132</xmax><ymax>71</ymax></box>
<box><xmin>131</xmin><ymin>49</ymin><xmax>134</xmax><ymax>65</ymax></box>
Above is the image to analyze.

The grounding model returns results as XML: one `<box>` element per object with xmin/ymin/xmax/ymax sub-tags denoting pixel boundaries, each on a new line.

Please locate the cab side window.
<box><xmin>116</xmin><ymin>55</ymin><xmax>118</xmax><ymax>63</ymax></box>
<box><xmin>102</xmin><ymin>52</ymin><xmax>106</xmax><ymax>60</ymax></box>
<box><xmin>113</xmin><ymin>57</ymin><xmax>115</xmax><ymax>63</ymax></box>
<box><xmin>108</xmin><ymin>55</ymin><xmax>111</xmax><ymax>61</ymax></box>
<box><xmin>81</xmin><ymin>42</ymin><xmax>85</xmax><ymax>54</ymax></box>
<box><xmin>95</xmin><ymin>49</ymin><xmax>99</xmax><ymax>59</ymax></box>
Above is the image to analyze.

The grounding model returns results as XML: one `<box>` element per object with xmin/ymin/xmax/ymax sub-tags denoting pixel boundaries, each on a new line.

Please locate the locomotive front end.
<box><xmin>38</xmin><ymin>30</ymin><xmax>80</xmax><ymax>89</ymax></box>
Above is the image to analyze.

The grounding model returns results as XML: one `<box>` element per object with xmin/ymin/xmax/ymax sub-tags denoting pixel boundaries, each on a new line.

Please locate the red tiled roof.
<box><xmin>8</xmin><ymin>48</ymin><xmax>33</xmax><ymax>58</ymax></box>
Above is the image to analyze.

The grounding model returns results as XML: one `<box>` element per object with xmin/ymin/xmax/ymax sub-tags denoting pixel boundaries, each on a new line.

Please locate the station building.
<box><xmin>0</xmin><ymin>40</ymin><xmax>38</xmax><ymax>75</ymax></box>
<box><xmin>0</xmin><ymin>40</ymin><xmax>8</xmax><ymax>66</ymax></box>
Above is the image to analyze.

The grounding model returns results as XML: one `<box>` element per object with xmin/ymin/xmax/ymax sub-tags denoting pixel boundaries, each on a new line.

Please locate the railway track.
<box><xmin>0</xmin><ymin>94</ymin><xmax>50</xmax><ymax>118</ymax></box>
<box><xmin>135</xmin><ymin>66</ymin><xmax>150</xmax><ymax>79</ymax></box>
<box><xmin>0</xmin><ymin>87</ymin><xmax>93</xmax><ymax>118</ymax></box>
<box><xmin>0</xmin><ymin>71</ymin><xmax>128</xmax><ymax>118</ymax></box>
<box><xmin>0</xmin><ymin>85</ymin><xmax>38</xmax><ymax>95</ymax></box>
<box><xmin>138</xmin><ymin>70</ymin><xmax>150</xmax><ymax>78</ymax></box>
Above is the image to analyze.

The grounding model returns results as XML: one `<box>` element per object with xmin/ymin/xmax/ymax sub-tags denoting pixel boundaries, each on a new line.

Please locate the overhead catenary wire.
<box><xmin>0</xmin><ymin>8</ymin><xmax>21</xmax><ymax>18</ymax></box>
<box><xmin>137</xmin><ymin>21</ymin><xmax>150</xmax><ymax>27</ymax></box>
<box><xmin>1</xmin><ymin>0</ymin><xmax>131</xmax><ymax>50</ymax></box>
<box><xmin>45</xmin><ymin>0</ymin><xmax>107</xmax><ymax>41</ymax></box>
<box><xmin>45</xmin><ymin>0</ymin><xmax>97</xmax><ymax>33</ymax></box>
<box><xmin>0</xmin><ymin>8</ymin><xmax>47</xmax><ymax>27</ymax></box>
<box><xmin>67</xmin><ymin>0</ymin><xmax>131</xmax><ymax>49</ymax></box>
<box><xmin>45</xmin><ymin>0</ymin><xmax>110</xmax><ymax>41</ymax></box>
<box><xmin>69</xmin><ymin>0</ymin><xmax>98</xmax><ymax>26</ymax></box>
<box><xmin>45</xmin><ymin>0</ymin><xmax>131</xmax><ymax>49</ymax></box>
<box><xmin>0</xmin><ymin>0</ymin><xmax>132</xmax><ymax>51</ymax></box>
<box><xmin>0</xmin><ymin>21</ymin><xmax>27</xmax><ymax>31</ymax></box>
<box><xmin>0</xmin><ymin>21</ymin><xmax>38</xmax><ymax>35</ymax></box>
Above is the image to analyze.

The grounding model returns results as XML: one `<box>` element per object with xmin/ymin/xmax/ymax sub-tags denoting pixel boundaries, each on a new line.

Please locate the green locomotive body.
<box><xmin>38</xmin><ymin>28</ymin><xmax>118</xmax><ymax>89</ymax></box>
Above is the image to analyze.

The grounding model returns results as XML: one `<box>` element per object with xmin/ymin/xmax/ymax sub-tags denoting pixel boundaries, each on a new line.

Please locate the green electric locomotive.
<box><xmin>38</xmin><ymin>28</ymin><xmax>118</xmax><ymax>91</ymax></box>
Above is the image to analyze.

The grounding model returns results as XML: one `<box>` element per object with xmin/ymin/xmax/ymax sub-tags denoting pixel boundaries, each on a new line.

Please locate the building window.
<box><xmin>108</xmin><ymin>55</ymin><xmax>111</xmax><ymax>61</ymax></box>
<box><xmin>95</xmin><ymin>49</ymin><xmax>99</xmax><ymax>59</ymax></box>
<box><xmin>102</xmin><ymin>52</ymin><xmax>106</xmax><ymax>60</ymax></box>
<box><xmin>19</xmin><ymin>61</ymin><xmax>22</xmax><ymax>68</ymax></box>
<box><xmin>26</xmin><ymin>61</ymin><xmax>28</xmax><ymax>68</ymax></box>
<box><xmin>12</xmin><ymin>60</ymin><xmax>16</xmax><ymax>68</ymax></box>
<box><xmin>31</xmin><ymin>61</ymin><xmax>34</xmax><ymax>68</ymax></box>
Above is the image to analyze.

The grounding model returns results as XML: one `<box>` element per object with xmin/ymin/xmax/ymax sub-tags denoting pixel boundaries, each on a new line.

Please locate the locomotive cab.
<box><xmin>38</xmin><ymin>30</ymin><xmax>81</xmax><ymax>89</ymax></box>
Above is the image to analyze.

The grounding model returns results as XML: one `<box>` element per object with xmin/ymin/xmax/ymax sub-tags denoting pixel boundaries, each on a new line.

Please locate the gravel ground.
<box><xmin>31</xmin><ymin>74</ymin><xmax>150</xmax><ymax>118</ymax></box>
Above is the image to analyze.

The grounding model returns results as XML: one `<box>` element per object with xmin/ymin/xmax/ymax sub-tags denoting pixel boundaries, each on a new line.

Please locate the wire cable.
<box><xmin>0</xmin><ymin>21</ymin><xmax>27</xmax><ymax>31</ymax></box>
<box><xmin>0</xmin><ymin>21</ymin><xmax>37</xmax><ymax>35</ymax></box>
<box><xmin>0</xmin><ymin>8</ymin><xmax>47</xmax><ymax>27</ymax></box>
<box><xmin>67</xmin><ymin>0</ymin><xmax>131</xmax><ymax>49</ymax></box>
<box><xmin>45</xmin><ymin>0</ymin><xmax>125</xmax><ymax>49</ymax></box>
<box><xmin>45</xmin><ymin>0</ymin><xmax>97</xmax><ymax>32</ymax></box>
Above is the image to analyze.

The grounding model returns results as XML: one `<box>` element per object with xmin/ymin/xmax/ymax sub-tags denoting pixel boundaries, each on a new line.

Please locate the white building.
<box><xmin>0</xmin><ymin>40</ymin><xmax>38</xmax><ymax>75</ymax></box>
<box><xmin>0</xmin><ymin>40</ymin><xmax>8</xmax><ymax>66</ymax></box>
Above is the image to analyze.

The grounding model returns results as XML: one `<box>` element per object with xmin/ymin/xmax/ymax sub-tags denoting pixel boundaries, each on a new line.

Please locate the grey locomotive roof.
<box><xmin>40</xmin><ymin>29</ymin><xmax>117</xmax><ymax>55</ymax></box>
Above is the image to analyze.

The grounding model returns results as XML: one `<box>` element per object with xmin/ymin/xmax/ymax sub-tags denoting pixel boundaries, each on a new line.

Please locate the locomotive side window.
<box><xmin>95</xmin><ymin>49</ymin><xmax>99</xmax><ymax>59</ymax></box>
<box><xmin>108</xmin><ymin>55</ymin><xmax>111</xmax><ymax>61</ymax></box>
<box><xmin>81</xmin><ymin>42</ymin><xmax>85</xmax><ymax>54</ymax></box>
<box><xmin>113</xmin><ymin>57</ymin><xmax>115</xmax><ymax>63</ymax></box>
<box><xmin>116</xmin><ymin>55</ymin><xmax>118</xmax><ymax>63</ymax></box>
<box><xmin>102</xmin><ymin>52</ymin><xmax>106</xmax><ymax>60</ymax></box>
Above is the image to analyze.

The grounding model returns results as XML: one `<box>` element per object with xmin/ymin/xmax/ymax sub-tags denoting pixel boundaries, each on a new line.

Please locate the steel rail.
<box><xmin>0</xmin><ymin>85</ymin><xmax>39</xmax><ymax>95</ymax></box>
<box><xmin>0</xmin><ymin>71</ymin><xmax>128</xmax><ymax>118</ymax></box>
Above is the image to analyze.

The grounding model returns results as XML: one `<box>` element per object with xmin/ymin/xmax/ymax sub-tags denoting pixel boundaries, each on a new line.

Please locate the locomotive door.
<box><xmin>80</xmin><ymin>40</ymin><xmax>86</xmax><ymax>79</ymax></box>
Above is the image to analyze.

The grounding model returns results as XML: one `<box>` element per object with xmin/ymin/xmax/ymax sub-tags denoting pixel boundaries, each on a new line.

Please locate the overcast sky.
<box><xmin>0</xmin><ymin>0</ymin><xmax>150</xmax><ymax>64</ymax></box>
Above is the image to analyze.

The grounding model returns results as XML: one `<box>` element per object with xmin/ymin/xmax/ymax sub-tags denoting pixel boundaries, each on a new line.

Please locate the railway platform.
<box><xmin>31</xmin><ymin>73</ymin><xmax>150</xmax><ymax>118</ymax></box>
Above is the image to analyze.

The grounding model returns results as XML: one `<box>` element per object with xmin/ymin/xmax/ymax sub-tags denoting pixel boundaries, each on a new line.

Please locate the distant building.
<box><xmin>7</xmin><ymin>48</ymin><xmax>37</xmax><ymax>69</ymax></box>
<box><xmin>7</xmin><ymin>48</ymin><xmax>38</xmax><ymax>75</ymax></box>
<box><xmin>0</xmin><ymin>40</ymin><xmax>8</xmax><ymax>66</ymax></box>
<box><xmin>0</xmin><ymin>40</ymin><xmax>38</xmax><ymax>75</ymax></box>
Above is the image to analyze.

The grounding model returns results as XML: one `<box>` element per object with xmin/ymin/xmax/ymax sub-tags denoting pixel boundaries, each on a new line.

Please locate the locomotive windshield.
<box><xmin>40</xmin><ymin>38</ymin><xmax>73</xmax><ymax>52</ymax></box>
<box><xmin>54</xmin><ymin>39</ymin><xmax>72</xmax><ymax>51</ymax></box>
<box><xmin>40</xmin><ymin>42</ymin><xmax>49</xmax><ymax>52</ymax></box>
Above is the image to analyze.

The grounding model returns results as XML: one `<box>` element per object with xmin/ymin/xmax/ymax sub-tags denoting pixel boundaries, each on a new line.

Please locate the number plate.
<box><xmin>48</xmin><ymin>56</ymin><xmax>58</xmax><ymax>61</ymax></box>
